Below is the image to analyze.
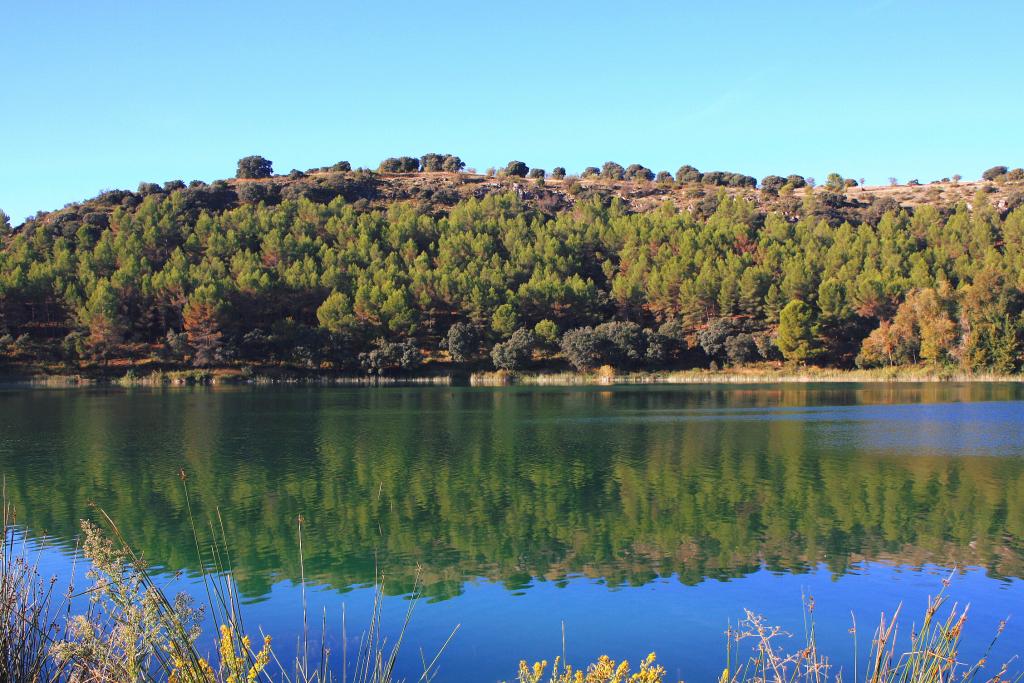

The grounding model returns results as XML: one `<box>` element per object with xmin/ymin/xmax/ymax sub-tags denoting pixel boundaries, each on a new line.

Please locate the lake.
<box><xmin>2</xmin><ymin>383</ymin><xmax>1023</xmax><ymax>681</ymax></box>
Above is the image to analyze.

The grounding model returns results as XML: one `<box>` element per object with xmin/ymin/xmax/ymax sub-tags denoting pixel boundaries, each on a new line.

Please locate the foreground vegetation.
<box><xmin>2</xmin><ymin>483</ymin><xmax>1018</xmax><ymax>683</ymax></box>
<box><xmin>2</xmin><ymin>156</ymin><xmax>1024</xmax><ymax>380</ymax></box>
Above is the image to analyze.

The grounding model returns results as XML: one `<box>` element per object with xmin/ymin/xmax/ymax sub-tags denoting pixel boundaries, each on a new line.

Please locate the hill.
<box><xmin>1</xmin><ymin>157</ymin><xmax>1023</xmax><ymax>380</ymax></box>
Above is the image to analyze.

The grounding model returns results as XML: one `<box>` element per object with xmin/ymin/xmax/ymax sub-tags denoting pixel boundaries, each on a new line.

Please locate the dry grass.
<box><xmin>474</xmin><ymin>364</ymin><xmax>1024</xmax><ymax>386</ymax></box>
<box><xmin>517</xmin><ymin>582</ymin><xmax>1018</xmax><ymax>683</ymax></box>
<box><xmin>0</xmin><ymin>476</ymin><xmax>456</xmax><ymax>683</ymax></box>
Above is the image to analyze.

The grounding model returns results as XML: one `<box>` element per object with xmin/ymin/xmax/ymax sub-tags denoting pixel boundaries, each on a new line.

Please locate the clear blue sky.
<box><xmin>2</xmin><ymin>1</ymin><xmax>1022</xmax><ymax>223</ymax></box>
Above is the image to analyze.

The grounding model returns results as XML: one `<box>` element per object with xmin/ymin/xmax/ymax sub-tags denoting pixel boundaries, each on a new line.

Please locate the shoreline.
<box><xmin>2</xmin><ymin>363</ymin><xmax>1023</xmax><ymax>389</ymax></box>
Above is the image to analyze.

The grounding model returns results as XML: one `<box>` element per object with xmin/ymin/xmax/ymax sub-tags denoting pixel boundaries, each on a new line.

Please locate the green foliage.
<box><xmin>550</xmin><ymin>167</ymin><xmax>566</xmax><ymax>180</ymax></box>
<box><xmin>559</xmin><ymin>327</ymin><xmax>603</xmax><ymax>371</ymax></box>
<box><xmin>760</xmin><ymin>175</ymin><xmax>786</xmax><ymax>194</ymax></box>
<box><xmin>378</xmin><ymin>156</ymin><xmax>420</xmax><ymax>173</ymax></box>
<box><xmin>421</xmin><ymin>153</ymin><xmax>464</xmax><ymax>173</ymax></box>
<box><xmin>593</xmin><ymin>321</ymin><xmax>646</xmax><ymax>366</ymax></box>
<box><xmin>558</xmin><ymin>322</ymin><xmax>651</xmax><ymax>370</ymax></box>
<box><xmin>2</xmin><ymin>161</ymin><xmax>1024</xmax><ymax>376</ymax></box>
<box><xmin>724</xmin><ymin>332</ymin><xmax>758</xmax><ymax>365</ymax></box>
<box><xmin>317</xmin><ymin>290</ymin><xmax>356</xmax><ymax>335</ymax></box>
<box><xmin>624</xmin><ymin>164</ymin><xmax>654</xmax><ymax>181</ymax></box>
<box><xmin>183</xmin><ymin>286</ymin><xmax>224</xmax><ymax>367</ymax></box>
<box><xmin>491</xmin><ymin>303</ymin><xmax>518</xmax><ymax>337</ymax></box>
<box><xmin>79</xmin><ymin>279</ymin><xmax>126</xmax><ymax>361</ymax></box>
<box><xmin>504</xmin><ymin>160</ymin><xmax>529</xmax><ymax>177</ymax></box>
<box><xmin>533</xmin><ymin>319</ymin><xmax>559</xmax><ymax>344</ymax></box>
<box><xmin>675</xmin><ymin>165</ymin><xmax>702</xmax><ymax>183</ymax></box>
<box><xmin>982</xmin><ymin>165</ymin><xmax>1009</xmax><ymax>181</ymax></box>
<box><xmin>446</xmin><ymin>322</ymin><xmax>478</xmax><ymax>363</ymax></box>
<box><xmin>491</xmin><ymin>328</ymin><xmax>535</xmax><ymax>371</ymax></box>
<box><xmin>776</xmin><ymin>300</ymin><xmax>816</xmax><ymax>363</ymax></box>
<box><xmin>236</xmin><ymin>155</ymin><xmax>273</xmax><ymax>179</ymax></box>
<box><xmin>601</xmin><ymin>162</ymin><xmax>625</xmax><ymax>180</ymax></box>
<box><xmin>359</xmin><ymin>338</ymin><xmax>421</xmax><ymax>375</ymax></box>
<box><xmin>442</xmin><ymin>155</ymin><xmax>465</xmax><ymax>173</ymax></box>
<box><xmin>237</xmin><ymin>181</ymin><xmax>276</xmax><ymax>204</ymax></box>
<box><xmin>698</xmin><ymin>318</ymin><xmax>757</xmax><ymax>363</ymax></box>
<box><xmin>702</xmin><ymin>171</ymin><xmax>756</xmax><ymax>187</ymax></box>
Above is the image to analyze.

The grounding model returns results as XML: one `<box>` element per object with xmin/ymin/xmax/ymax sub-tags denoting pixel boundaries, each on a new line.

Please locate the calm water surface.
<box><xmin>2</xmin><ymin>383</ymin><xmax>1024</xmax><ymax>681</ymax></box>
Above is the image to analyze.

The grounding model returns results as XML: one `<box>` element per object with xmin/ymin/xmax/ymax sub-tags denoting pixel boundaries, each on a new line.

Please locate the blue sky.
<box><xmin>2</xmin><ymin>1</ymin><xmax>1022</xmax><ymax>223</ymax></box>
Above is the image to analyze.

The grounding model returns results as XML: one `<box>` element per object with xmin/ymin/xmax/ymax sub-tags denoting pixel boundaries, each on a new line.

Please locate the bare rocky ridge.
<box><xmin>19</xmin><ymin>169</ymin><xmax>1024</xmax><ymax>235</ymax></box>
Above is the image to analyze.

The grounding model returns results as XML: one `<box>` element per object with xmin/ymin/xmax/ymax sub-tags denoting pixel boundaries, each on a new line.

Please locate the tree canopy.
<box><xmin>2</xmin><ymin>160</ymin><xmax>1023</xmax><ymax>378</ymax></box>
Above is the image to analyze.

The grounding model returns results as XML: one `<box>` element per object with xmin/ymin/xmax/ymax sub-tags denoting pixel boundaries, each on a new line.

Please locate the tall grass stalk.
<box><xmin>517</xmin><ymin>573</ymin><xmax>1018</xmax><ymax>683</ymax></box>
<box><xmin>0</xmin><ymin>474</ymin><xmax>456</xmax><ymax>683</ymax></box>
<box><xmin>1</xmin><ymin>487</ymin><xmax>68</xmax><ymax>683</ymax></box>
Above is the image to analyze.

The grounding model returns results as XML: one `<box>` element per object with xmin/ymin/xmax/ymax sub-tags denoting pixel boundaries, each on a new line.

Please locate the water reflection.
<box><xmin>1</xmin><ymin>383</ymin><xmax>1023</xmax><ymax>601</ymax></box>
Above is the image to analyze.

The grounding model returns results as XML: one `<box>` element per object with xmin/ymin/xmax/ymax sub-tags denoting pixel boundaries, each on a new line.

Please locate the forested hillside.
<box><xmin>2</xmin><ymin>156</ymin><xmax>1024</xmax><ymax>378</ymax></box>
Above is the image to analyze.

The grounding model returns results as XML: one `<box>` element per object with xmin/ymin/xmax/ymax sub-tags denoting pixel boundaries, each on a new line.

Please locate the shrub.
<box><xmin>331</xmin><ymin>161</ymin><xmax>352</xmax><ymax>172</ymax></box>
<box><xmin>420</xmin><ymin>153</ymin><xmax>446</xmax><ymax>172</ymax></box>
<box><xmin>527</xmin><ymin>168</ymin><xmax>545</xmax><ymax>179</ymax></box>
<box><xmin>378</xmin><ymin>156</ymin><xmax>420</xmax><ymax>173</ymax></box>
<box><xmin>533</xmin><ymin>319</ymin><xmax>559</xmax><ymax>345</ymax></box>
<box><xmin>728</xmin><ymin>173</ymin><xmax>757</xmax><ymax>188</ymax></box>
<box><xmin>550</xmin><ymin>167</ymin><xmax>566</xmax><ymax>180</ymax></box>
<box><xmin>558</xmin><ymin>322</ymin><xmax>650</xmax><ymax>370</ymax></box>
<box><xmin>504</xmin><ymin>160</ymin><xmax>529</xmax><ymax>177</ymax></box>
<box><xmin>236</xmin><ymin>155</ymin><xmax>273</xmax><ymax>179</ymax></box>
<box><xmin>593</xmin><ymin>321</ymin><xmax>646</xmax><ymax>366</ymax></box>
<box><xmin>776</xmin><ymin>300</ymin><xmax>816</xmax><ymax>363</ymax></box>
<box><xmin>237</xmin><ymin>182</ymin><xmax>276</xmax><ymax>205</ymax></box>
<box><xmin>724</xmin><ymin>332</ymin><xmax>759</xmax><ymax>365</ymax></box>
<box><xmin>581</xmin><ymin>166</ymin><xmax>600</xmax><ymax>179</ymax></box>
<box><xmin>761</xmin><ymin>175</ymin><xmax>786</xmax><ymax>194</ymax></box>
<box><xmin>825</xmin><ymin>172</ymin><xmax>845</xmax><ymax>191</ymax></box>
<box><xmin>421</xmin><ymin>153</ymin><xmax>462</xmax><ymax>173</ymax></box>
<box><xmin>491</xmin><ymin>303</ymin><xmax>518</xmax><ymax>336</ymax></box>
<box><xmin>982</xmin><ymin>165</ymin><xmax>1008</xmax><ymax>181</ymax></box>
<box><xmin>560</xmin><ymin>327</ymin><xmax>603</xmax><ymax>371</ymax></box>
<box><xmin>162</xmin><ymin>180</ymin><xmax>186</xmax><ymax>193</ymax></box>
<box><xmin>359</xmin><ymin>338</ymin><xmax>421</xmax><ymax>375</ymax></box>
<box><xmin>601</xmin><ymin>162</ymin><xmax>625</xmax><ymax>180</ymax></box>
<box><xmin>675</xmin><ymin>165</ymin><xmax>702</xmax><ymax>184</ymax></box>
<box><xmin>698</xmin><ymin>317</ymin><xmax>747</xmax><ymax>360</ymax></box>
<box><xmin>625</xmin><ymin>164</ymin><xmax>654</xmax><ymax>182</ymax></box>
<box><xmin>442</xmin><ymin>155</ymin><xmax>465</xmax><ymax>172</ymax></box>
<box><xmin>137</xmin><ymin>182</ymin><xmax>162</xmax><ymax>196</ymax></box>
<box><xmin>491</xmin><ymin>328</ymin><xmax>536</xmax><ymax>371</ymax></box>
<box><xmin>656</xmin><ymin>320</ymin><xmax>690</xmax><ymax>361</ymax></box>
<box><xmin>655</xmin><ymin>171</ymin><xmax>673</xmax><ymax>184</ymax></box>
<box><xmin>446</xmin><ymin>322</ymin><xmax>478</xmax><ymax>363</ymax></box>
<box><xmin>643</xmin><ymin>329</ymin><xmax>669</xmax><ymax>364</ymax></box>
